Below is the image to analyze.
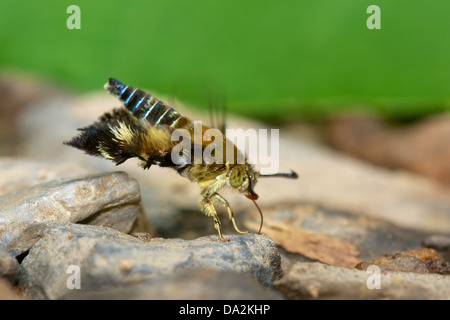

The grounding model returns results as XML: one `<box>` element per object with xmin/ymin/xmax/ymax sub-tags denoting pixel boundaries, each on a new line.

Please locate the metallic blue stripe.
<box><xmin>119</xmin><ymin>85</ymin><xmax>128</xmax><ymax>98</ymax></box>
<box><xmin>144</xmin><ymin>101</ymin><xmax>159</xmax><ymax>119</ymax></box>
<box><xmin>155</xmin><ymin>108</ymin><xmax>172</xmax><ymax>125</ymax></box>
<box><xmin>132</xmin><ymin>96</ymin><xmax>146</xmax><ymax>112</ymax></box>
<box><xmin>124</xmin><ymin>89</ymin><xmax>137</xmax><ymax>106</ymax></box>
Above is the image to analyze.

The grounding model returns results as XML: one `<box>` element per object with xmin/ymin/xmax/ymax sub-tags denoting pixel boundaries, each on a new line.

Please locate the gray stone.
<box><xmin>62</xmin><ymin>268</ymin><xmax>283</xmax><ymax>300</ymax></box>
<box><xmin>0</xmin><ymin>171</ymin><xmax>140</xmax><ymax>256</ymax></box>
<box><xmin>355</xmin><ymin>253</ymin><xmax>431</xmax><ymax>274</ymax></box>
<box><xmin>18</xmin><ymin>223</ymin><xmax>282</xmax><ymax>300</ymax></box>
<box><xmin>274</xmin><ymin>262</ymin><xmax>450</xmax><ymax>300</ymax></box>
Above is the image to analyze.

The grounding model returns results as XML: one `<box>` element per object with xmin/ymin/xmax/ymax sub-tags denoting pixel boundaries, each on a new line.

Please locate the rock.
<box><xmin>402</xmin><ymin>247</ymin><xmax>446</xmax><ymax>273</ymax></box>
<box><xmin>131</xmin><ymin>232</ymin><xmax>153</xmax><ymax>242</ymax></box>
<box><xmin>355</xmin><ymin>253</ymin><xmax>431</xmax><ymax>274</ymax></box>
<box><xmin>0</xmin><ymin>171</ymin><xmax>140</xmax><ymax>256</ymax></box>
<box><xmin>0</xmin><ymin>245</ymin><xmax>19</xmax><ymax>280</ymax></box>
<box><xmin>355</xmin><ymin>248</ymin><xmax>449</xmax><ymax>275</ymax></box>
<box><xmin>62</xmin><ymin>268</ymin><xmax>283</xmax><ymax>300</ymax></box>
<box><xmin>274</xmin><ymin>262</ymin><xmax>450</xmax><ymax>300</ymax></box>
<box><xmin>18</xmin><ymin>223</ymin><xmax>281</xmax><ymax>300</ymax></box>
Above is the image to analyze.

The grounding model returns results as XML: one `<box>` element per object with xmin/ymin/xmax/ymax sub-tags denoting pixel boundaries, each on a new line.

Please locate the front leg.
<box><xmin>210</xmin><ymin>193</ymin><xmax>248</xmax><ymax>235</ymax></box>
<box><xmin>199</xmin><ymin>196</ymin><xmax>229</xmax><ymax>242</ymax></box>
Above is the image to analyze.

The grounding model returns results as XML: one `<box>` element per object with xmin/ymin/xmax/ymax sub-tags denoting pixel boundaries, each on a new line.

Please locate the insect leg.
<box><xmin>210</xmin><ymin>193</ymin><xmax>248</xmax><ymax>235</ymax></box>
<box><xmin>199</xmin><ymin>197</ymin><xmax>230</xmax><ymax>242</ymax></box>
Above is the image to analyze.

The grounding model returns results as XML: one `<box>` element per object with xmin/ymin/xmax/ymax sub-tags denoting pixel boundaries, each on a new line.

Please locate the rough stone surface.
<box><xmin>355</xmin><ymin>254</ymin><xmax>432</xmax><ymax>274</ymax></box>
<box><xmin>62</xmin><ymin>268</ymin><xmax>283</xmax><ymax>300</ymax></box>
<box><xmin>355</xmin><ymin>247</ymin><xmax>449</xmax><ymax>275</ymax></box>
<box><xmin>0</xmin><ymin>171</ymin><xmax>140</xmax><ymax>256</ymax></box>
<box><xmin>18</xmin><ymin>223</ymin><xmax>282</xmax><ymax>300</ymax></box>
<box><xmin>274</xmin><ymin>262</ymin><xmax>450</xmax><ymax>300</ymax></box>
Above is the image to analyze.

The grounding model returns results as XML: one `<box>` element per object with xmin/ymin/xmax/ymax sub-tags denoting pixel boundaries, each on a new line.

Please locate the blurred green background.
<box><xmin>1</xmin><ymin>0</ymin><xmax>449</xmax><ymax>121</ymax></box>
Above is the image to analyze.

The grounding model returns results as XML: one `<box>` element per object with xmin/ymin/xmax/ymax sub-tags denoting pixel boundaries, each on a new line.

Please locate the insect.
<box><xmin>64</xmin><ymin>78</ymin><xmax>297</xmax><ymax>241</ymax></box>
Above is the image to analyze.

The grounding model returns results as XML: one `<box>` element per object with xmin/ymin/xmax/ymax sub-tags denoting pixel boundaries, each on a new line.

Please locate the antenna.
<box><xmin>260</xmin><ymin>170</ymin><xmax>298</xmax><ymax>179</ymax></box>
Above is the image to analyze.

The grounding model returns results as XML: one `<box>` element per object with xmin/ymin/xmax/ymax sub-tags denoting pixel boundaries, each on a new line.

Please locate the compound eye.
<box><xmin>229</xmin><ymin>166</ymin><xmax>245</xmax><ymax>188</ymax></box>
